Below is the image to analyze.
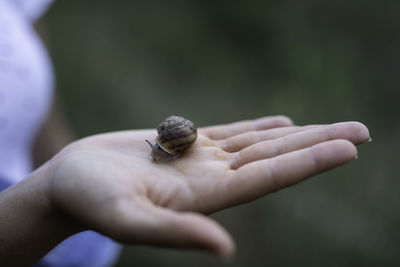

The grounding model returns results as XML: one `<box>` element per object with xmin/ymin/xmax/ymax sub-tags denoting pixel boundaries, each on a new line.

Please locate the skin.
<box><xmin>0</xmin><ymin>116</ymin><xmax>370</xmax><ymax>266</ymax></box>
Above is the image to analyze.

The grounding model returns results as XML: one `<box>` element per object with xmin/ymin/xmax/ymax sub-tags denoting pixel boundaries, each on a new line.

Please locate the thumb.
<box><xmin>107</xmin><ymin>200</ymin><xmax>235</xmax><ymax>259</ymax></box>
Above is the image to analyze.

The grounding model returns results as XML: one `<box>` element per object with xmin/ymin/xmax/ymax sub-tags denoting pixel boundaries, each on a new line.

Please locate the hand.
<box><xmin>48</xmin><ymin>116</ymin><xmax>369</xmax><ymax>258</ymax></box>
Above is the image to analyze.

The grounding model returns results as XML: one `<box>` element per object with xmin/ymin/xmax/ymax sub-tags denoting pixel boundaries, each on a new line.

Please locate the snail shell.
<box><xmin>146</xmin><ymin>115</ymin><xmax>197</xmax><ymax>162</ymax></box>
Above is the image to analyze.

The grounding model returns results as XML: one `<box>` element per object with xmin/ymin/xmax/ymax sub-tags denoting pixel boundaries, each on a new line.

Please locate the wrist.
<box><xmin>38</xmin><ymin>158</ymin><xmax>86</xmax><ymax>235</ymax></box>
<box><xmin>0</xmin><ymin>160</ymin><xmax>82</xmax><ymax>265</ymax></box>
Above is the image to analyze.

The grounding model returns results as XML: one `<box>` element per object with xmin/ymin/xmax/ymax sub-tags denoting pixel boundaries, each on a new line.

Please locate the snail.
<box><xmin>146</xmin><ymin>115</ymin><xmax>197</xmax><ymax>162</ymax></box>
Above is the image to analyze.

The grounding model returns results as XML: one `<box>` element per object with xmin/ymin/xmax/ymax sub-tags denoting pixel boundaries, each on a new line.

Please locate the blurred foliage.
<box><xmin>41</xmin><ymin>0</ymin><xmax>399</xmax><ymax>266</ymax></box>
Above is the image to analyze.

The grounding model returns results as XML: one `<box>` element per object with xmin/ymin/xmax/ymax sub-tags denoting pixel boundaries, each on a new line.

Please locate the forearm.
<box><xmin>0</xmin><ymin>163</ymin><xmax>80</xmax><ymax>266</ymax></box>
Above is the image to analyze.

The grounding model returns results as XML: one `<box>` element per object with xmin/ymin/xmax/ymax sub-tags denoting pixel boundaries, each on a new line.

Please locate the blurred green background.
<box><xmin>40</xmin><ymin>1</ymin><xmax>399</xmax><ymax>266</ymax></box>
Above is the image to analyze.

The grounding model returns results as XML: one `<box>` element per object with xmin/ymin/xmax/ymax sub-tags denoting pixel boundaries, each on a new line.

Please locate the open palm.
<box><xmin>49</xmin><ymin>116</ymin><xmax>369</xmax><ymax>257</ymax></box>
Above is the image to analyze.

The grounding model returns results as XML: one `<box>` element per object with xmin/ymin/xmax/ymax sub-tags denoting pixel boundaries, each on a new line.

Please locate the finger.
<box><xmin>224</xmin><ymin>139</ymin><xmax>357</xmax><ymax>206</ymax></box>
<box><xmin>231</xmin><ymin>121</ymin><xmax>369</xmax><ymax>169</ymax></box>
<box><xmin>200</xmin><ymin>115</ymin><xmax>293</xmax><ymax>140</ymax></box>
<box><xmin>220</xmin><ymin>121</ymin><xmax>369</xmax><ymax>153</ymax></box>
<box><xmin>106</xmin><ymin>200</ymin><xmax>235</xmax><ymax>259</ymax></box>
<box><xmin>219</xmin><ymin>125</ymin><xmax>318</xmax><ymax>152</ymax></box>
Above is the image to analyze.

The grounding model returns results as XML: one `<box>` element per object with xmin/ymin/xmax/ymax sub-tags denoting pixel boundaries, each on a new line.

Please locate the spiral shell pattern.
<box><xmin>156</xmin><ymin>115</ymin><xmax>197</xmax><ymax>155</ymax></box>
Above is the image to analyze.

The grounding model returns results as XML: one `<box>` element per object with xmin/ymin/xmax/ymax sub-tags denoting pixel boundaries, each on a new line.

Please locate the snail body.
<box><xmin>146</xmin><ymin>115</ymin><xmax>197</xmax><ymax>162</ymax></box>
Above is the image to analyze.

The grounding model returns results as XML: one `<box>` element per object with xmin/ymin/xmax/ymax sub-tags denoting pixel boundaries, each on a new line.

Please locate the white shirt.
<box><xmin>0</xmin><ymin>1</ymin><xmax>121</xmax><ymax>266</ymax></box>
<box><xmin>0</xmin><ymin>0</ymin><xmax>53</xmax><ymax>182</ymax></box>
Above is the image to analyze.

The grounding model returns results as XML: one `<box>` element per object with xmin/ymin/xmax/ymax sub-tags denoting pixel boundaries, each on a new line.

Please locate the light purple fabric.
<box><xmin>36</xmin><ymin>231</ymin><xmax>121</xmax><ymax>267</ymax></box>
<box><xmin>10</xmin><ymin>0</ymin><xmax>54</xmax><ymax>22</ymax></box>
<box><xmin>0</xmin><ymin>0</ymin><xmax>53</xmax><ymax>181</ymax></box>
<box><xmin>0</xmin><ymin>1</ymin><xmax>122</xmax><ymax>266</ymax></box>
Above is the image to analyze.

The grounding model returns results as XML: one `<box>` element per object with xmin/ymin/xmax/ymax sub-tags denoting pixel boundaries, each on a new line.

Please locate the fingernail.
<box><xmin>368</xmin><ymin>136</ymin><xmax>373</xmax><ymax>142</ymax></box>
